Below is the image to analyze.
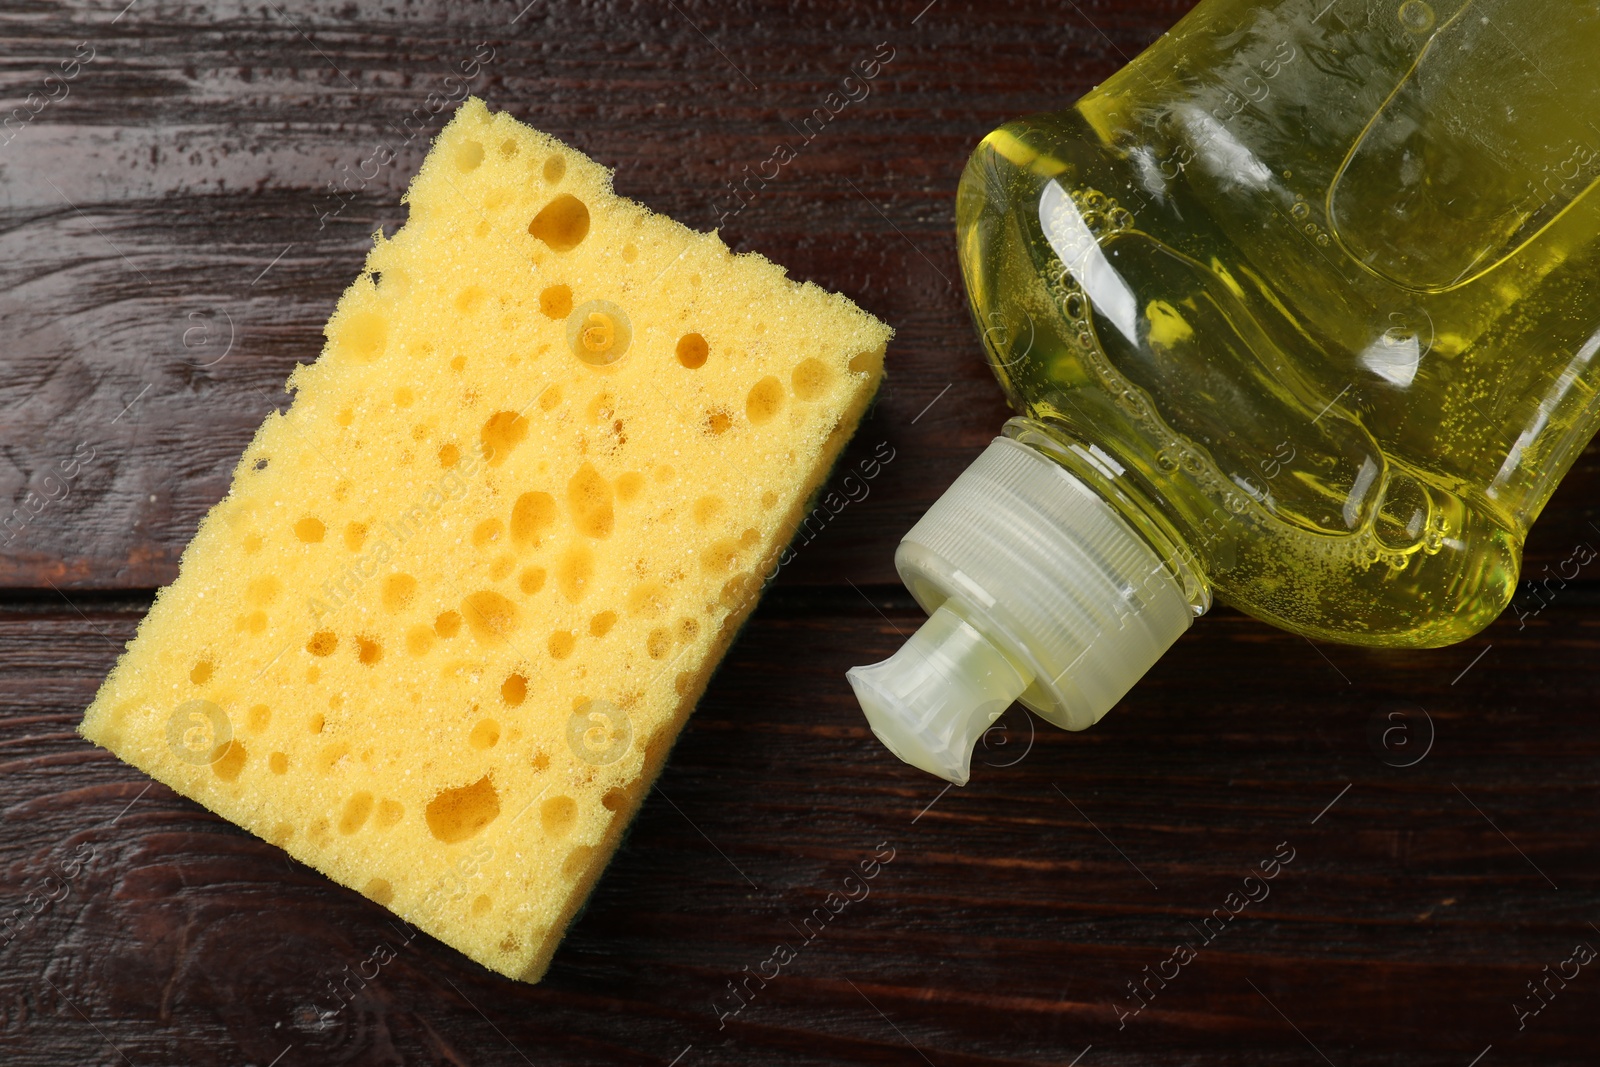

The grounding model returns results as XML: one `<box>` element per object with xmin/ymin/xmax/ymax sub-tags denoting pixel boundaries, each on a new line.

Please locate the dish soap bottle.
<box><xmin>849</xmin><ymin>0</ymin><xmax>1600</xmax><ymax>784</ymax></box>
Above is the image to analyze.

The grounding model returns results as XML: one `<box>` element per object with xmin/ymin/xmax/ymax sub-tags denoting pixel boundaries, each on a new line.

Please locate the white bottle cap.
<box><xmin>848</xmin><ymin>436</ymin><xmax>1196</xmax><ymax>784</ymax></box>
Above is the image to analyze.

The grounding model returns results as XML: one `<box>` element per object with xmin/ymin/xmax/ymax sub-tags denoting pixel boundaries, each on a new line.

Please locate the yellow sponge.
<box><xmin>79</xmin><ymin>97</ymin><xmax>889</xmax><ymax>981</ymax></box>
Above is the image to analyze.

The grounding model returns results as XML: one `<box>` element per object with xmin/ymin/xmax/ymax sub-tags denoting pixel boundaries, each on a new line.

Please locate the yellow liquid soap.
<box><xmin>851</xmin><ymin>0</ymin><xmax>1600</xmax><ymax>783</ymax></box>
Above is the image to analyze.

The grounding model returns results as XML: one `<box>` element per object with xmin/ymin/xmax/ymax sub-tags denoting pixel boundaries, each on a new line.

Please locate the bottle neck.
<box><xmin>1003</xmin><ymin>416</ymin><xmax>1213</xmax><ymax>615</ymax></box>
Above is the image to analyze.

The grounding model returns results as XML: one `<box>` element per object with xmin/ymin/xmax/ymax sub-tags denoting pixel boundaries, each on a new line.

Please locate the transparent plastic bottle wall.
<box><xmin>959</xmin><ymin>0</ymin><xmax>1600</xmax><ymax>647</ymax></box>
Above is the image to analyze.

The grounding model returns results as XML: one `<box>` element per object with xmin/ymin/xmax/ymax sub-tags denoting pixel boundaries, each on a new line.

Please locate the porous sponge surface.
<box><xmin>79</xmin><ymin>97</ymin><xmax>889</xmax><ymax>982</ymax></box>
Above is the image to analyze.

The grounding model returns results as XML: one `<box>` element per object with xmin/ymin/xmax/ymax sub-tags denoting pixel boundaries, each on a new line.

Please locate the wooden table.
<box><xmin>4</xmin><ymin>1</ymin><xmax>1598</xmax><ymax>1063</ymax></box>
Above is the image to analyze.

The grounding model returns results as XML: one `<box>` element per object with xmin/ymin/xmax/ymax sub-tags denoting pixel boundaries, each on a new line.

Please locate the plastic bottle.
<box><xmin>849</xmin><ymin>0</ymin><xmax>1600</xmax><ymax>784</ymax></box>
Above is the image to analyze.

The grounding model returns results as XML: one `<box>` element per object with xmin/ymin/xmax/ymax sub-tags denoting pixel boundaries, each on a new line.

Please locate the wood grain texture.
<box><xmin>7</xmin><ymin>0</ymin><xmax>1594</xmax><ymax>591</ymax></box>
<box><xmin>4</xmin><ymin>593</ymin><xmax>1600</xmax><ymax>1065</ymax></box>
<box><xmin>3</xmin><ymin>0</ymin><xmax>1600</xmax><ymax>1064</ymax></box>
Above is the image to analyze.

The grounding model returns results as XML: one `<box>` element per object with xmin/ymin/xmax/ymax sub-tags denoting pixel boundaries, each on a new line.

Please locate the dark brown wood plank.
<box><xmin>6</xmin><ymin>0</ymin><xmax>1595</xmax><ymax>592</ymax></box>
<box><xmin>3</xmin><ymin>592</ymin><xmax>1598</xmax><ymax>1065</ymax></box>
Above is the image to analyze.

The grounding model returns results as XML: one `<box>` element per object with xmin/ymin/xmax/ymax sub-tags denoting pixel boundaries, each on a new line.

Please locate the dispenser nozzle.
<box><xmin>847</xmin><ymin>602</ymin><xmax>1033</xmax><ymax>785</ymax></box>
